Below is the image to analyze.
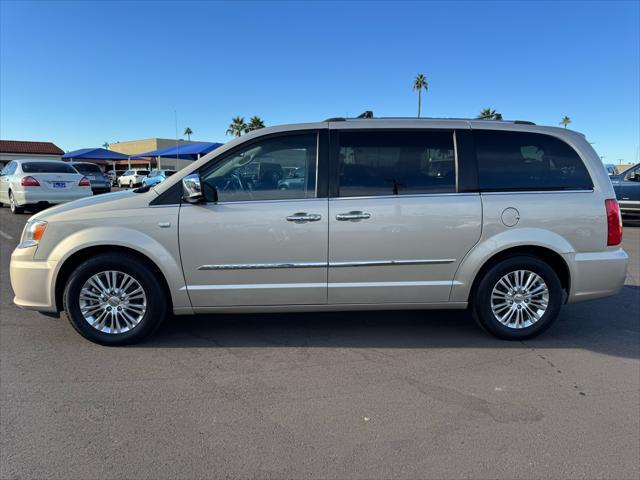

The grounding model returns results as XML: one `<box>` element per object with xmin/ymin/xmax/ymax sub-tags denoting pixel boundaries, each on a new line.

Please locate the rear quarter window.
<box><xmin>22</xmin><ymin>162</ymin><xmax>77</xmax><ymax>174</ymax></box>
<box><xmin>474</xmin><ymin>130</ymin><xmax>593</xmax><ymax>191</ymax></box>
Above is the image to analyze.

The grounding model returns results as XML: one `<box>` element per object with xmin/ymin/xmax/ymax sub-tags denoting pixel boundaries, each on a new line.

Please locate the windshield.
<box><xmin>22</xmin><ymin>162</ymin><xmax>77</xmax><ymax>174</ymax></box>
<box><xmin>137</xmin><ymin>170</ymin><xmax>150</xmax><ymax>175</ymax></box>
<box><xmin>73</xmin><ymin>163</ymin><xmax>102</xmax><ymax>174</ymax></box>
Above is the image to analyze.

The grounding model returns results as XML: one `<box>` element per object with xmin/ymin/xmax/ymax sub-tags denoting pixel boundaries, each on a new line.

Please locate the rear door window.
<box><xmin>337</xmin><ymin>131</ymin><xmax>456</xmax><ymax>197</ymax></box>
<box><xmin>22</xmin><ymin>162</ymin><xmax>77</xmax><ymax>174</ymax></box>
<box><xmin>473</xmin><ymin>130</ymin><xmax>593</xmax><ymax>191</ymax></box>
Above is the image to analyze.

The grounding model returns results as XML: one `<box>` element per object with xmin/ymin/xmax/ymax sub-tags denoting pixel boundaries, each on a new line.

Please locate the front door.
<box><xmin>179</xmin><ymin>131</ymin><xmax>328</xmax><ymax>307</ymax></box>
<box><xmin>327</xmin><ymin>129</ymin><xmax>482</xmax><ymax>304</ymax></box>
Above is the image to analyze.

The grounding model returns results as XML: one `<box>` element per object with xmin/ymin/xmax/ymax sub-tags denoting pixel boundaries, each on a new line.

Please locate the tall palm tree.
<box><xmin>477</xmin><ymin>108</ymin><xmax>503</xmax><ymax>120</ymax></box>
<box><xmin>412</xmin><ymin>73</ymin><xmax>428</xmax><ymax>117</ymax></box>
<box><xmin>246</xmin><ymin>116</ymin><xmax>265</xmax><ymax>132</ymax></box>
<box><xmin>560</xmin><ymin>116</ymin><xmax>571</xmax><ymax>128</ymax></box>
<box><xmin>226</xmin><ymin>116</ymin><xmax>247</xmax><ymax>138</ymax></box>
<box><xmin>102</xmin><ymin>142</ymin><xmax>109</xmax><ymax>150</ymax></box>
<box><xmin>184</xmin><ymin>127</ymin><xmax>193</xmax><ymax>140</ymax></box>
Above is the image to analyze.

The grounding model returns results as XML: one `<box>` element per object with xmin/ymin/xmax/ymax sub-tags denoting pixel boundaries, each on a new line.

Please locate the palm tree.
<box><xmin>412</xmin><ymin>73</ymin><xmax>428</xmax><ymax>117</ymax></box>
<box><xmin>246</xmin><ymin>116</ymin><xmax>265</xmax><ymax>132</ymax></box>
<box><xmin>102</xmin><ymin>142</ymin><xmax>109</xmax><ymax>150</ymax></box>
<box><xmin>560</xmin><ymin>116</ymin><xmax>571</xmax><ymax>128</ymax></box>
<box><xmin>226</xmin><ymin>116</ymin><xmax>247</xmax><ymax>138</ymax></box>
<box><xmin>184</xmin><ymin>127</ymin><xmax>193</xmax><ymax>140</ymax></box>
<box><xmin>477</xmin><ymin>108</ymin><xmax>503</xmax><ymax>120</ymax></box>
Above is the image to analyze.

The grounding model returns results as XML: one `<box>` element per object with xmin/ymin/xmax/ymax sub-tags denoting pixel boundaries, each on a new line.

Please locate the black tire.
<box><xmin>63</xmin><ymin>253</ymin><xmax>168</xmax><ymax>345</ymax></box>
<box><xmin>9</xmin><ymin>191</ymin><xmax>24</xmax><ymax>214</ymax></box>
<box><xmin>472</xmin><ymin>255</ymin><xmax>563</xmax><ymax>340</ymax></box>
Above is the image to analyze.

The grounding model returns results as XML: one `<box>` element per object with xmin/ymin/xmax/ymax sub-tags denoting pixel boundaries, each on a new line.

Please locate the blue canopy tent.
<box><xmin>133</xmin><ymin>142</ymin><xmax>223</xmax><ymax>169</ymax></box>
<box><xmin>62</xmin><ymin>148</ymin><xmax>132</xmax><ymax>171</ymax></box>
<box><xmin>63</xmin><ymin>148</ymin><xmax>130</xmax><ymax>161</ymax></box>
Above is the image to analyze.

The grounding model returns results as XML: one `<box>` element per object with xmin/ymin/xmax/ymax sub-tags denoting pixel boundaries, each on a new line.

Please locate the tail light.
<box><xmin>21</xmin><ymin>176</ymin><xmax>40</xmax><ymax>187</ymax></box>
<box><xmin>605</xmin><ymin>199</ymin><xmax>623</xmax><ymax>246</ymax></box>
<box><xmin>79</xmin><ymin>176</ymin><xmax>91</xmax><ymax>187</ymax></box>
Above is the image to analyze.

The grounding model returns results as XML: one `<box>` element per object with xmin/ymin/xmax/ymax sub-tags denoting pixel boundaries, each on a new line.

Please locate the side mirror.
<box><xmin>182</xmin><ymin>173</ymin><xmax>205</xmax><ymax>204</ymax></box>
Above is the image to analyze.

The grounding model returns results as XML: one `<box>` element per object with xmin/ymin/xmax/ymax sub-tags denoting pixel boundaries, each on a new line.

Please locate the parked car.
<box><xmin>277</xmin><ymin>167</ymin><xmax>305</xmax><ymax>190</ymax></box>
<box><xmin>67</xmin><ymin>162</ymin><xmax>111</xmax><ymax>194</ymax></box>
<box><xmin>117</xmin><ymin>169</ymin><xmax>150</xmax><ymax>188</ymax></box>
<box><xmin>610</xmin><ymin>163</ymin><xmax>640</xmax><ymax>215</ymax></box>
<box><xmin>142</xmin><ymin>169</ymin><xmax>176</xmax><ymax>188</ymax></box>
<box><xmin>106</xmin><ymin>170</ymin><xmax>125</xmax><ymax>187</ymax></box>
<box><xmin>0</xmin><ymin>159</ymin><xmax>92</xmax><ymax>214</ymax></box>
<box><xmin>10</xmin><ymin>116</ymin><xmax>628</xmax><ymax>345</ymax></box>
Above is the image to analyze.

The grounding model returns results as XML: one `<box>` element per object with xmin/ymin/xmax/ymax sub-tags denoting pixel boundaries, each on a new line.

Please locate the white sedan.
<box><xmin>0</xmin><ymin>159</ymin><xmax>93</xmax><ymax>214</ymax></box>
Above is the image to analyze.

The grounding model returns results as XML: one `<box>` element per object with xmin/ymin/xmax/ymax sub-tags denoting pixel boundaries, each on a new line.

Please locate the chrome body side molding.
<box><xmin>197</xmin><ymin>259</ymin><xmax>456</xmax><ymax>271</ymax></box>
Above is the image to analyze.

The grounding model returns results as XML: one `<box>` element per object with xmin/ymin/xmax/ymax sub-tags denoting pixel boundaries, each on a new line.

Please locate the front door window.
<box><xmin>200</xmin><ymin>133</ymin><xmax>317</xmax><ymax>202</ymax></box>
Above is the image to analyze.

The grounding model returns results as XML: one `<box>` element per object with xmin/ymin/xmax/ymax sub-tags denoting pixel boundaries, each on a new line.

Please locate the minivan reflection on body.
<box><xmin>10</xmin><ymin>116</ymin><xmax>628</xmax><ymax>345</ymax></box>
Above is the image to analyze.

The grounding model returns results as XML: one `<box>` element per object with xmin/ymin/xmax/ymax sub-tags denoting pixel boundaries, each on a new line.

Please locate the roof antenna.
<box><xmin>357</xmin><ymin>111</ymin><xmax>374</xmax><ymax>119</ymax></box>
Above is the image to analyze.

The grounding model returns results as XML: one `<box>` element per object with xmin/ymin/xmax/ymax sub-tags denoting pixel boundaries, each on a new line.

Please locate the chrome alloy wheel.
<box><xmin>490</xmin><ymin>270</ymin><xmax>549</xmax><ymax>329</ymax></box>
<box><xmin>79</xmin><ymin>271</ymin><xmax>147</xmax><ymax>334</ymax></box>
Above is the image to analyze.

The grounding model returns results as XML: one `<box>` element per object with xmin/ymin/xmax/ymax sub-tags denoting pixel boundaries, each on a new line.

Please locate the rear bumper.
<box><xmin>564</xmin><ymin>249</ymin><xmax>628</xmax><ymax>303</ymax></box>
<box><xmin>13</xmin><ymin>188</ymin><xmax>92</xmax><ymax>206</ymax></box>
<box><xmin>10</xmin><ymin>246</ymin><xmax>58</xmax><ymax>312</ymax></box>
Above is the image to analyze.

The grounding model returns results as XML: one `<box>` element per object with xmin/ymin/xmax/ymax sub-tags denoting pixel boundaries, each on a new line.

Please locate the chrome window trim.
<box><xmin>197</xmin><ymin>258</ymin><xmax>456</xmax><ymax>271</ymax></box>
<box><xmin>329</xmin><ymin>192</ymin><xmax>479</xmax><ymax>201</ymax></box>
<box><xmin>480</xmin><ymin>189</ymin><xmax>594</xmax><ymax>195</ymax></box>
<box><xmin>453</xmin><ymin>130</ymin><xmax>459</xmax><ymax>192</ymax></box>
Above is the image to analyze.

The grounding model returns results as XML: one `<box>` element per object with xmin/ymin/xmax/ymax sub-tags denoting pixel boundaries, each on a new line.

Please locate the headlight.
<box><xmin>18</xmin><ymin>220</ymin><xmax>47</xmax><ymax>249</ymax></box>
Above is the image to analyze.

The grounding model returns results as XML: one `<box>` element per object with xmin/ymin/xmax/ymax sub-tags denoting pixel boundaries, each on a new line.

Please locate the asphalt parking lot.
<box><xmin>0</xmin><ymin>206</ymin><xmax>638</xmax><ymax>480</ymax></box>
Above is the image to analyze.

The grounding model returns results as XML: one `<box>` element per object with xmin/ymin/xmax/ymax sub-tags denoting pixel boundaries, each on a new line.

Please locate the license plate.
<box><xmin>52</xmin><ymin>182</ymin><xmax>66</xmax><ymax>188</ymax></box>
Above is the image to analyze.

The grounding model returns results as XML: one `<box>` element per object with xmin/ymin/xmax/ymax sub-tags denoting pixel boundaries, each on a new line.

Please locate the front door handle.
<box><xmin>286</xmin><ymin>212</ymin><xmax>322</xmax><ymax>223</ymax></box>
<box><xmin>336</xmin><ymin>211</ymin><xmax>371</xmax><ymax>221</ymax></box>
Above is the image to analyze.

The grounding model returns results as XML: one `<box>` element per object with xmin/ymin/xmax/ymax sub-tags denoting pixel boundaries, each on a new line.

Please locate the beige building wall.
<box><xmin>109</xmin><ymin>138</ymin><xmax>198</xmax><ymax>156</ymax></box>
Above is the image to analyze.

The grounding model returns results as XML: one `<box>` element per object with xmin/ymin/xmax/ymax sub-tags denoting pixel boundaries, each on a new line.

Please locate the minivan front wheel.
<box><xmin>472</xmin><ymin>256</ymin><xmax>562</xmax><ymax>340</ymax></box>
<box><xmin>63</xmin><ymin>253</ymin><xmax>167</xmax><ymax>345</ymax></box>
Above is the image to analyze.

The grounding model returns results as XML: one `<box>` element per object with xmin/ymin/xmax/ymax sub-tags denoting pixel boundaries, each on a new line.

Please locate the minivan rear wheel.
<box><xmin>63</xmin><ymin>253</ymin><xmax>167</xmax><ymax>345</ymax></box>
<box><xmin>472</xmin><ymin>256</ymin><xmax>562</xmax><ymax>340</ymax></box>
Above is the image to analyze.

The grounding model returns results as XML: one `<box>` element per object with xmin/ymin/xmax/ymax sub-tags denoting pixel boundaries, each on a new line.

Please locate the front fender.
<box><xmin>450</xmin><ymin>227</ymin><xmax>574</xmax><ymax>302</ymax></box>
<box><xmin>48</xmin><ymin>225</ymin><xmax>192</xmax><ymax>313</ymax></box>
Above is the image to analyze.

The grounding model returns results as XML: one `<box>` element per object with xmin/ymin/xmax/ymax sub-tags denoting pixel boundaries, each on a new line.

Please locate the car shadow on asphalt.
<box><xmin>136</xmin><ymin>285</ymin><xmax>640</xmax><ymax>360</ymax></box>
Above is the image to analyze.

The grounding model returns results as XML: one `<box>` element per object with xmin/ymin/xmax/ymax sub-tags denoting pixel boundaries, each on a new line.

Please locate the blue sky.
<box><xmin>1</xmin><ymin>0</ymin><xmax>638</xmax><ymax>164</ymax></box>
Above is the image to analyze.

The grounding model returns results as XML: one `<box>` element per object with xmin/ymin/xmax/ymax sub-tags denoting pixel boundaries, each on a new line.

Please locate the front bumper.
<box><xmin>10</xmin><ymin>246</ymin><xmax>58</xmax><ymax>312</ymax></box>
<box><xmin>564</xmin><ymin>248</ymin><xmax>629</xmax><ymax>303</ymax></box>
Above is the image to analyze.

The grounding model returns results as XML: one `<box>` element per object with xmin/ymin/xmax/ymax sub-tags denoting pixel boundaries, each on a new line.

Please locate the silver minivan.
<box><xmin>10</xmin><ymin>117</ymin><xmax>628</xmax><ymax>345</ymax></box>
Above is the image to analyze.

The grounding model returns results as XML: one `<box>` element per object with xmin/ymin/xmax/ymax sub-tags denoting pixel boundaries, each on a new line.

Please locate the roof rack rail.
<box><xmin>324</xmin><ymin>117</ymin><xmax>346</xmax><ymax>122</ymax></box>
<box><xmin>513</xmin><ymin>120</ymin><xmax>536</xmax><ymax>125</ymax></box>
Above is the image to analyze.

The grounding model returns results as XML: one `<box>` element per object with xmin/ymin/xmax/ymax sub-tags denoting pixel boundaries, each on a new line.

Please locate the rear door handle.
<box><xmin>336</xmin><ymin>211</ymin><xmax>371</xmax><ymax>221</ymax></box>
<box><xmin>286</xmin><ymin>212</ymin><xmax>322</xmax><ymax>223</ymax></box>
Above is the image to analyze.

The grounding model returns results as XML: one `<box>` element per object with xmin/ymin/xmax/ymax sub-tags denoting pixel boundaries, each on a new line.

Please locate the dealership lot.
<box><xmin>0</xmin><ymin>207</ymin><xmax>638</xmax><ymax>479</ymax></box>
